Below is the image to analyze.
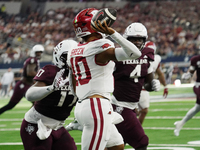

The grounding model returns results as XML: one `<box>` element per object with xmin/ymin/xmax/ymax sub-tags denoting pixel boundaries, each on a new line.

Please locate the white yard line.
<box><xmin>144</xmin><ymin>127</ymin><xmax>200</xmax><ymax>130</ymax></box>
<box><xmin>0</xmin><ymin>119</ymin><xmax>23</xmax><ymax>121</ymax></box>
<box><xmin>1</xmin><ymin>126</ymin><xmax>200</xmax><ymax>131</ymax></box>
<box><xmin>0</xmin><ymin>128</ymin><xmax>20</xmax><ymax>131</ymax></box>
<box><xmin>2</xmin><ymin>111</ymin><xmax>27</xmax><ymax>114</ymax></box>
<box><xmin>146</xmin><ymin>116</ymin><xmax>200</xmax><ymax>119</ymax></box>
<box><xmin>149</xmin><ymin>143</ymin><xmax>200</xmax><ymax>147</ymax></box>
<box><xmin>152</xmin><ymin>103</ymin><xmax>194</xmax><ymax>105</ymax></box>
<box><xmin>0</xmin><ymin>118</ymin><xmax>74</xmax><ymax>122</ymax></box>
<box><xmin>150</xmin><ymin>98</ymin><xmax>195</xmax><ymax>102</ymax></box>
<box><xmin>150</xmin><ymin>108</ymin><xmax>190</xmax><ymax>111</ymax></box>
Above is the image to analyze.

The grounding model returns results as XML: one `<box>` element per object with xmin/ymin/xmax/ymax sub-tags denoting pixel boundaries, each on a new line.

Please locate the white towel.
<box><xmin>112</xmin><ymin>112</ymin><xmax>124</xmax><ymax>124</ymax></box>
<box><xmin>36</xmin><ymin>119</ymin><xmax>52</xmax><ymax>140</ymax></box>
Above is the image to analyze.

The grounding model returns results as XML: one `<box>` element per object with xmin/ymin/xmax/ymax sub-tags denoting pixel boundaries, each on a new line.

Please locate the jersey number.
<box><xmin>36</xmin><ymin>68</ymin><xmax>76</xmax><ymax>107</ymax></box>
<box><xmin>70</xmin><ymin>56</ymin><xmax>91</xmax><ymax>86</ymax></box>
<box><xmin>130</xmin><ymin>65</ymin><xmax>141</xmax><ymax>83</ymax></box>
<box><xmin>36</xmin><ymin>69</ymin><xmax>45</xmax><ymax>77</ymax></box>
<box><xmin>57</xmin><ymin>90</ymin><xmax>77</xmax><ymax>107</ymax></box>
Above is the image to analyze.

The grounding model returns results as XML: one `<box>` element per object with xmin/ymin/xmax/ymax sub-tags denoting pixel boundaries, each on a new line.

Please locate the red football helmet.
<box><xmin>73</xmin><ymin>8</ymin><xmax>99</xmax><ymax>38</ymax></box>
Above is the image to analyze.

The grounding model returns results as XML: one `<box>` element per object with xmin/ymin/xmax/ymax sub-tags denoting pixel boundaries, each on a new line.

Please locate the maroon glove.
<box><xmin>163</xmin><ymin>87</ymin><xmax>168</xmax><ymax>98</ymax></box>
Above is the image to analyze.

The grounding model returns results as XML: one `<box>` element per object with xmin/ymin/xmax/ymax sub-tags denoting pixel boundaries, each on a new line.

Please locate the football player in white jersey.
<box><xmin>67</xmin><ymin>8</ymin><xmax>141</xmax><ymax>150</ymax></box>
<box><xmin>138</xmin><ymin>41</ymin><xmax>168</xmax><ymax>125</ymax></box>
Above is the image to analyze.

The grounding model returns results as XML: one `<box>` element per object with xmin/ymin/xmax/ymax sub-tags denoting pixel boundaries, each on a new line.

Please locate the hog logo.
<box><xmin>101</xmin><ymin>43</ymin><xmax>111</xmax><ymax>49</ymax></box>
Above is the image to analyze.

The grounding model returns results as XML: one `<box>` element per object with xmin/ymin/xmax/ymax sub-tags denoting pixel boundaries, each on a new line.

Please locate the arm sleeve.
<box><xmin>110</xmin><ymin>31</ymin><xmax>141</xmax><ymax>61</ymax></box>
<box><xmin>68</xmin><ymin>69</ymin><xmax>76</xmax><ymax>96</ymax></box>
<box><xmin>25</xmin><ymin>86</ymin><xmax>54</xmax><ymax>102</ymax></box>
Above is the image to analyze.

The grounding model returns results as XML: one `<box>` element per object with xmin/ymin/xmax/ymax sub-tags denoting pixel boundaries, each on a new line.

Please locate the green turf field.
<box><xmin>0</xmin><ymin>84</ymin><xmax>200</xmax><ymax>150</ymax></box>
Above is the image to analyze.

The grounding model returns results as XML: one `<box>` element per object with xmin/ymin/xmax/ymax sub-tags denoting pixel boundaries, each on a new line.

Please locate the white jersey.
<box><xmin>150</xmin><ymin>54</ymin><xmax>161</xmax><ymax>73</ymax></box>
<box><xmin>68</xmin><ymin>38</ymin><xmax>115</xmax><ymax>100</ymax></box>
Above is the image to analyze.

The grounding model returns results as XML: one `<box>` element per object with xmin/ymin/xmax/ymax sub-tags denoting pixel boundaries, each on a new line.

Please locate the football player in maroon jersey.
<box><xmin>138</xmin><ymin>41</ymin><xmax>168</xmax><ymax>125</ymax></box>
<box><xmin>174</xmin><ymin>54</ymin><xmax>200</xmax><ymax>136</ymax></box>
<box><xmin>0</xmin><ymin>44</ymin><xmax>44</xmax><ymax>115</ymax></box>
<box><xmin>20</xmin><ymin>39</ymin><xmax>78</xmax><ymax>150</ymax></box>
<box><xmin>111</xmin><ymin>22</ymin><xmax>160</xmax><ymax>150</ymax></box>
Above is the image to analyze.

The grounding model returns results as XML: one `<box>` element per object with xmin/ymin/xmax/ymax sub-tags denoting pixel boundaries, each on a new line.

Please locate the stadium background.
<box><xmin>0</xmin><ymin>1</ymin><xmax>200</xmax><ymax>149</ymax></box>
<box><xmin>0</xmin><ymin>0</ymin><xmax>199</xmax><ymax>85</ymax></box>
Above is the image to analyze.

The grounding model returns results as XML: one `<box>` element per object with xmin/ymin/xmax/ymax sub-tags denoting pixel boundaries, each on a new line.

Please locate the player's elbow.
<box><xmin>130</xmin><ymin>50</ymin><xmax>141</xmax><ymax>59</ymax></box>
<box><xmin>25</xmin><ymin>89</ymin><xmax>36</xmax><ymax>102</ymax></box>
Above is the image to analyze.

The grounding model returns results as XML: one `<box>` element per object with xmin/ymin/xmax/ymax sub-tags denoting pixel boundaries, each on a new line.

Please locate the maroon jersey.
<box><xmin>23</xmin><ymin>57</ymin><xmax>40</xmax><ymax>79</ymax></box>
<box><xmin>190</xmin><ymin>55</ymin><xmax>200</xmax><ymax>82</ymax></box>
<box><xmin>33</xmin><ymin>65</ymin><xmax>77</xmax><ymax>121</ymax></box>
<box><xmin>113</xmin><ymin>47</ymin><xmax>154</xmax><ymax>103</ymax></box>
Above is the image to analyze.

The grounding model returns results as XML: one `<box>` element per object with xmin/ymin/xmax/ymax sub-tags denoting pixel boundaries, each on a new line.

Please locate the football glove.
<box><xmin>181</xmin><ymin>72</ymin><xmax>192</xmax><ymax>80</ymax></box>
<box><xmin>48</xmin><ymin>69</ymin><xmax>68</xmax><ymax>91</ymax></box>
<box><xmin>151</xmin><ymin>79</ymin><xmax>160</xmax><ymax>92</ymax></box>
<box><xmin>163</xmin><ymin>87</ymin><xmax>168</xmax><ymax>98</ymax></box>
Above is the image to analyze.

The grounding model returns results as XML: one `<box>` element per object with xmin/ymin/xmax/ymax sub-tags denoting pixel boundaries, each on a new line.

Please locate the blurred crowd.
<box><xmin>0</xmin><ymin>0</ymin><xmax>200</xmax><ymax>64</ymax></box>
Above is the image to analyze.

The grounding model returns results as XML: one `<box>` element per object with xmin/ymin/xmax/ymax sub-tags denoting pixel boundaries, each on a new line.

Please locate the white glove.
<box><xmin>48</xmin><ymin>69</ymin><xmax>69</xmax><ymax>91</ymax></box>
<box><xmin>181</xmin><ymin>72</ymin><xmax>192</xmax><ymax>80</ymax></box>
<box><xmin>151</xmin><ymin>79</ymin><xmax>160</xmax><ymax>92</ymax></box>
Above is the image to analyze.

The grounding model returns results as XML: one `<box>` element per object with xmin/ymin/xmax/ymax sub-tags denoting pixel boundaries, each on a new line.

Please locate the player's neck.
<box><xmin>83</xmin><ymin>33</ymin><xmax>102</xmax><ymax>43</ymax></box>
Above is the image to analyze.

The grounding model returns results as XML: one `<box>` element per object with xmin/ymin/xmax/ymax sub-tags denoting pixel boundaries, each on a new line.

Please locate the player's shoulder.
<box><xmin>25</xmin><ymin>57</ymin><xmax>38</xmax><ymax>64</ymax></box>
<box><xmin>85</xmin><ymin>38</ymin><xmax>115</xmax><ymax>55</ymax></box>
<box><xmin>155</xmin><ymin>54</ymin><xmax>161</xmax><ymax>62</ymax></box>
<box><xmin>191</xmin><ymin>55</ymin><xmax>200</xmax><ymax>61</ymax></box>
<box><xmin>42</xmin><ymin>64</ymin><xmax>57</xmax><ymax>69</ymax></box>
<box><xmin>91</xmin><ymin>38</ymin><xmax>114</xmax><ymax>49</ymax></box>
<box><xmin>41</xmin><ymin>64</ymin><xmax>59</xmax><ymax>74</ymax></box>
<box><xmin>141</xmin><ymin>47</ymin><xmax>154</xmax><ymax>61</ymax></box>
<box><xmin>34</xmin><ymin>65</ymin><xmax>60</xmax><ymax>84</ymax></box>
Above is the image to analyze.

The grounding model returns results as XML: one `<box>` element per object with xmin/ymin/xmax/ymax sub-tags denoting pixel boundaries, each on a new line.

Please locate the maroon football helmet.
<box><xmin>73</xmin><ymin>8</ymin><xmax>99</xmax><ymax>38</ymax></box>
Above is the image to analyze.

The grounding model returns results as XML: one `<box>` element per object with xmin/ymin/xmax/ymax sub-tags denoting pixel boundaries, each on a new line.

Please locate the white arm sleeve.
<box><xmin>110</xmin><ymin>31</ymin><xmax>141</xmax><ymax>61</ymax></box>
<box><xmin>68</xmin><ymin>69</ymin><xmax>76</xmax><ymax>96</ymax></box>
<box><xmin>25</xmin><ymin>86</ymin><xmax>54</xmax><ymax>102</ymax></box>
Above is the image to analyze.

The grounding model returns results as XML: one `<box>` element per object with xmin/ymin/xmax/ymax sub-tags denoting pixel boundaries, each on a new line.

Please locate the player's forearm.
<box><xmin>25</xmin><ymin>86</ymin><xmax>54</xmax><ymax>102</ymax></box>
<box><xmin>68</xmin><ymin>69</ymin><xmax>76</xmax><ymax>96</ymax></box>
<box><xmin>110</xmin><ymin>31</ymin><xmax>141</xmax><ymax>61</ymax></box>
<box><xmin>158</xmin><ymin>74</ymin><xmax>167</xmax><ymax>86</ymax></box>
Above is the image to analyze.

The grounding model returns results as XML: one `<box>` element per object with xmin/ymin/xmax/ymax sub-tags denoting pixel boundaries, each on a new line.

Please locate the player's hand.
<box><xmin>151</xmin><ymin>79</ymin><xmax>160</xmax><ymax>92</ymax></box>
<box><xmin>181</xmin><ymin>72</ymin><xmax>192</xmax><ymax>80</ymax></box>
<box><xmin>163</xmin><ymin>87</ymin><xmax>168</xmax><ymax>98</ymax></box>
<box><xmin>49</xmin><ymin>69</ymin><xmax>68</xmax><ymax>91</ymax></box>
<box><xmin>91</xmin><ymin>20</ymin><xmax>115</xmax><ymax>35</ymax></box>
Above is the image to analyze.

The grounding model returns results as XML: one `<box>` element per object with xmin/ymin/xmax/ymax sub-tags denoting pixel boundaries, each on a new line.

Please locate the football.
<box><xmin>91</xmin><ymin>8</ymin><xmax>117</xmax><ymax>29</ymax></box>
